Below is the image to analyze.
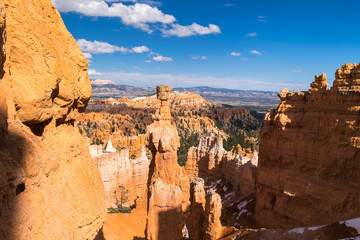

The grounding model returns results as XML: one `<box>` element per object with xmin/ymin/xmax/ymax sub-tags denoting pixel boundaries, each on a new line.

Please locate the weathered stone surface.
<box><xmin>94</xmin><ymin>147</ymin><xmax>150</xmax><ymax>208</ymax></box>
<box><xmin>185</xmin><ymin>136</ymin><xmax>258</xmax><ymax>196</ymax></box>
<box><xmin>204</xmin><ymin>189</ymin><xmax>223</xmax><ymax>240</ymax></box>
<box><xmin>256</xmin><ymin>63</ymin><xmax>360</xmax><ymax>228</ymax></box>
<box><xmin>4</xmin><ymin>0</ymin><xmax>91</xmax><ymax>125</ymax></box>
<box><xmin>145</xmin><ymin>85</ymin><xmax>190</xmax><ymax>240</ymax></box>
<box><xmin>0</xmin><ymin>1</ymin><xmax>105</xmax><ymax>239</ymax></box>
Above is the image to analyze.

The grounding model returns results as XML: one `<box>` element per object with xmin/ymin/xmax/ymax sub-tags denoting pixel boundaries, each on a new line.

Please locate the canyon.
<box><xmin>2</xmin><ymin>0</ymin><xmax>360</xmax><ymax>239</ymax></box>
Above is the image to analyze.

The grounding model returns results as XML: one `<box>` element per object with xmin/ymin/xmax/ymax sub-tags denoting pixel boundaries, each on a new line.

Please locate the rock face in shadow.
<box><xmin>145</xmin><ymin>85</ymin><xmax>190</xmax><ymax>240</ymax></box>
<box><xmin>187</xmin><ymin>178</ymin><xmax>206</xmax><ymax>240</ymax></box>
<box><xmin>0</xmin><ymin>1</ymin><xmax>106</xmax><ymax>239</ymax></box>
<box><xmin>256</xmin><ymin>63</ymin><xmax>360</xmax><ymax>228</ymax></box>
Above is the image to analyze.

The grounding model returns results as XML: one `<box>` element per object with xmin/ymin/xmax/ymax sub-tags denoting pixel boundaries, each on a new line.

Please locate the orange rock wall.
<box><xmin>0</xmin><ymin>1</ymin><xmax>105</xmax><ymax>239</ymax></box>
<box><xmin>256</xmin><ymin>63</ymin><xmax>360</xmax><ymax>228</ymax></box>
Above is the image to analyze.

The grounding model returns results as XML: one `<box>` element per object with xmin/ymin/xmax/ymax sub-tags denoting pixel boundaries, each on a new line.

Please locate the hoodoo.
<box><xmin>145</xmin><ymin>85</ymin><xmax>190</xmax><ymax>240</ymax></box>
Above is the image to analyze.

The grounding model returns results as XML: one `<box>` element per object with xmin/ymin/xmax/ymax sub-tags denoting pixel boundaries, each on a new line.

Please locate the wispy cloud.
<box><xmin>290</xmin><ymin>70</ymin><xmax>302</xmax><ymax>73</ymax></box>
<box><xmin>257</xmin><ymin>16</ymin><xmax>267</xmax><ymax>22</ymax></box>
<box><xmin>88</xmin><ymin>69</ymin><xmax>103</xmax><ymax>76</ymax></box>
<box><xmin>191</xmin><ymin>56</ymin><xmax>208</xmax><ymax>60</ymax></box>
<box><xmin>145</xmin><ymin>60</ymin><xmax>152</xmax><ymax>63</ymax></box>
<box><xmin>162</xmin><ymin>23</ymin><xmax>221</xmax><ymax>37</ymax></box>
<box><xmin>222</xmin><ymin>3</ymin><xmax>235</xmax><ymax>7</ymax></box>
<box><xmin>246</xmin><ymin>32</ymin><xmax>258</xmax><ymax>37</ymax></box>
<box><xmin>153</xmin><ymin>55</ymin><xmax>173</xmax><ymax>62</ymax></box>
<box><xmin>230</xmin><ymin>52</ymin><xmax>241</xmax><ymax>56</ymax></box>
<box><xmin>250</xmin><ymin>50</ymin><xmax>262</xmax><ymax>55</ymax></box>
<box><xmin>51</xmin><ymin>0</ymin><xmax>221</xmax><ymax>37</ymax></box>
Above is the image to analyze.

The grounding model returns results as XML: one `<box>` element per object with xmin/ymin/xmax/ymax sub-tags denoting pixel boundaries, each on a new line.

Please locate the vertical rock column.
<box><xmin>187</xmin><ymin>178</ymin><xmax>206</xmax><ymax>240</ymax></box>
<box><xmin>145</xmin><ymin>85</ymin><xmax>189</xmax><ymax>240</ymax></box>
<box><xmin>204</xmin><ymin>189</ymin><xmax>223</xmax><ymax>240</ymax></box>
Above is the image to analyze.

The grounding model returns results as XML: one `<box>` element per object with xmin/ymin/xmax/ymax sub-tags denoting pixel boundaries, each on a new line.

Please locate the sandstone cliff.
<box><xmin>0</xmin><ymin>1</ymin><xmax>105</xmax><ymax>239</ymax></box>
<box><xmin>256</xmin><ymin>63</ymin><xmax>360</xmax><ymax>228</ymax></box>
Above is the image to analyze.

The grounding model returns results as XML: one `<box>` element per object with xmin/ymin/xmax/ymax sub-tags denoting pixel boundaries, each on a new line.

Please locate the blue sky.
<box><xmin>52</xmin><ymin>0</ymin><xmax>360</xmax><ymax>91</ymax></box>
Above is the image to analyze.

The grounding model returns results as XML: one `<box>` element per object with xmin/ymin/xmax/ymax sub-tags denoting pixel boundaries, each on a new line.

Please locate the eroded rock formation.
<box><xmin>94</xmin><ymin>147</ymin><xmax>150</xmax><ymax>208</ymax></box>
<box><xmin>185</xmin><ymin>136</ymin><xmax>258</xmax><ymax>197</ymax></box>
<box><xmin>256</xmin><ymin>62</ymin><xmax>360</xmax><ymax>228</ymax></box>
<box><xmin>0</xmin><ymin>1</ymin><xmax>105</xmax><ymax>239</ymax></box>
<box><xmin>145</xmin><ymin>85</ymin><xmax>190</xmax><ymax>240</ymax></box>
<box><xmin>204</xmin><ymin>189</ymin><xmax>223</xmax><ymax>240</ymax></box>
<box><xmin>187</xmin><ymin>178</ymin><xmax>206</xmax><ymax>240</ymax></box>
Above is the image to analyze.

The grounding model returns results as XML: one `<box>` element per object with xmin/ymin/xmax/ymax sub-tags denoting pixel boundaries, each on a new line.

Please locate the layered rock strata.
<box><xmin>94</xmin><ymin>147</ymin><xmax>150</xmax><ymax>208</ymax></box>
<box><xmin>145</xmin><ymin>85</ymin><xmax>190</xmax><ymax>240</ymax></box>
<box><xmin>0</xmin><ymin>1</ymin><xmax>105</xmax><ymax>239</ymax></box>
<box><xmin>185</xmin><ymin>136</ymin><xmax>258</xmax><ymax>197</ymax></box>
<box><xmin>256</xmin><ymin>63</ymin><xmax>360</xmax><ymax>228</ymax></box>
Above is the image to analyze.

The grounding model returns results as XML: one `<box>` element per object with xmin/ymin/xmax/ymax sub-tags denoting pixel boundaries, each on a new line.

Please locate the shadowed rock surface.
<box><xmin>0</xmin><ymin>0</ymin><xmax>105</xmax><ymax>239</ymax></box>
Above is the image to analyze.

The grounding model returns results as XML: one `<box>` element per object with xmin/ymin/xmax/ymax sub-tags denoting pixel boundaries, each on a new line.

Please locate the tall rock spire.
<box><xmin>145</xmin><ymin>85</ymin><xmax>190</xmax><ymax>240</ymax></box>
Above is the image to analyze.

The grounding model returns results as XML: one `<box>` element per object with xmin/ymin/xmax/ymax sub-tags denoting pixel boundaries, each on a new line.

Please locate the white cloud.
<box><xmin>83</xmin><ymin>52</ymin><xmax>93</xmax><ymax>59</ymax></box>
<box><xmin>77</xmin><ymin>39</ymin><xmax>128</xmax><ymax>53</ymax></box>
<box><xmin>88</xmin><ymin>69</ymin><xmax>103</xmax><ymax>76</ymax></box>
<box><xmin>153</xmin><ymin>55</ymin><xmax>173</xmax><ymax>62</ymax></box>
<box><xmin>145</xmin><ymin>60</ymin><xmax>152</xmax><ymax>63</ymax></box>
<box><xmin>290</xmin><ymin>70</ymin><xmax>302</xmax><ymax>73</ymax></box>
<box><xmin>132</xmin><ymin>46</ymin><xmax>150</xmax><ymax>53</ymax></box>
<box><xmin>230</xmin><ymin>52</ymin><xmax>241</xmax><ymax>56</ymax></box>
<box><xmin>250</xmin><ymin>50</ymin><xmax>262</xmax><ymax>55</ymax></box>
<box><xmin>51</xmin><ymin>0</ymin><xmax>221</xmax><ymax>37</ymax></box>
<box><xmin>133</xmin><ymin>66</ymin><xmax>139</xmax><ymax>69</ymax></box>
<box><xmin>162</xmin><ymin>23</ymin><xmax>221</xmax><ymax>37</ymax></box>
<box><xmin>51</xmin><ymin>0</ymin><xmax>175</xmax><ymax>33</ymax></box>
<box><xmin>99</xmin><ymin>71</ymin><xmax>308</xmax><ymax>91</ymax></box>
<box><xmin>201</xmin><ymin>56</ymin><xmax>208</xmax><ymax>60</ymax></box>
<box><xmin>246</xmin><ymin>32</ymin><xmax>258</xmax><ymax>37</ymax></box>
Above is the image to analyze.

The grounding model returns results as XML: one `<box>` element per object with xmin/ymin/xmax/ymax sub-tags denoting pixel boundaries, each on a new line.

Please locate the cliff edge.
<box><xmin>0</xmin><ymin>0</ymin><xmax>105</xmax><ymax>239</ymax></box>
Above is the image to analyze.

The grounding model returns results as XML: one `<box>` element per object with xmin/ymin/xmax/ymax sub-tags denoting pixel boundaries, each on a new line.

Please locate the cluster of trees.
<box><xmin>177</xmin><ymin>132</ymin><xmax>200</xmax><ymax>166</ymax></box>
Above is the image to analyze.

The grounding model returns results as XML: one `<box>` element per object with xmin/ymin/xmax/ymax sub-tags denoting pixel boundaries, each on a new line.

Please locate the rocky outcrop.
<box><xmin>94</xmin><ymin>147</ymin><xmax>150</xmax><ymax>208</ymax></box>
<box><xmin>0</xmin><ymin>1</ymin><xmax>105</xmax><ymax>239</ymax></box>
<box><xmin>185</xmin><ymin>136</ymin><xmax>258</xmax><ymax>197</ymax></box>
<box><xmin>145</xmin><ymin>85</ymin><xmax>190</xmax><ymax>240</ymax></box>
<box><xmin>256</xmin><ymin>62</ymin><xmax>360</xmax><ymax>228</ymax></box>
